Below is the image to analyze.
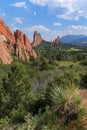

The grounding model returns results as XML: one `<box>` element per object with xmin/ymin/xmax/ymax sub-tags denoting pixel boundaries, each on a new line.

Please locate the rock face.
<box><xmin>0</xmin><ymin>18</ymin><xmax>37</xmax><ymax>64</ymax></box>
<box><xmin>0</xmin><ymin>18</ymin><xmax>15</xmax><ymax>43</ymax></box>
<box><xmin>55</xmin><ymin>36</ymin><xmax>61</xmax><ymax>44</ymax></box>
<box><xmin>51</xmin><ymin>36</ymin><xmax>61</xmax><ymax>48</ymax></box>
<box><xmin>32</xmin><ymin>31</ymin><xmax>42</xmax><ymax>47</ymax></box>
<box><xmin>0</xmin><ymin>40</ymin><xmax>13</xmax><ymax>64</ymax></box>
<box><xmin>14</xmin><ymin>30</ymin><xmax>37</xmax><ymax>60</ymax></box>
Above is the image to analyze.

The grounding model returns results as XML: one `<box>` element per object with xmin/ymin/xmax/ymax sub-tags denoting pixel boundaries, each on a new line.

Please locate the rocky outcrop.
<box><xmin>51</xmin><ymin>36</ymin><xmax>61</xmax><ymax>48</ymax></box>
<box><xmin>0</xmin><ymin>40</ymin><xmax>13</xmax><ymax>64</ymax></box>
<box><xmin>32</xmin><ymin>31</ymin><xmax>42</xmax><ymax>47</ymax></box>
<box><xmin>55</xmin><ymin>36</ymin><xmax>61</xmax><ymax>44</ymax></box>
<box><xmin>14</xmin><ymin>30</ymin><xmax>37</xmax><ymax>60</ymax></box>
<box><xmin>0</xmin><ymin>18</ymin><xmax>37</xmax><ymax>64</ymax></box>
<box><xmin>0</xmin><ymin>18</ymin><xmax>15</xmax><ymax>43</ymax></box>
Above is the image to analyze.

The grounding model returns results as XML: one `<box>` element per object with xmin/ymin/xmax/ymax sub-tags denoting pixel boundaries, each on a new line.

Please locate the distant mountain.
<box><xmin>61</xmin><ymin>35</ymin><xmax>87</xmax><ymax>46</ymax></box>
<box><xmin>72</xmin><ymin>37</ymin><xmax>87</xmax><ymax>45</ymax></box>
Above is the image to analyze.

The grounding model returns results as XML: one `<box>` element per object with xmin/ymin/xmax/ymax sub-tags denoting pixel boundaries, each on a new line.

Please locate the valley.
<box><xmin>0</xmin><ymin>18</ymin><xmax>87</xmax><ymax>130</ymax></box>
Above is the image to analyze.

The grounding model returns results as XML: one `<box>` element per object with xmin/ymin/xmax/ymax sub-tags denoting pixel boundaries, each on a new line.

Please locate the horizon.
<box><xmin>1</xmin><ymin>0</ymin><xmax>87</xmax><ymax>42</ymax></box>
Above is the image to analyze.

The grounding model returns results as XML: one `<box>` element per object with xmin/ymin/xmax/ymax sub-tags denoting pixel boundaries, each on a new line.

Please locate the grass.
<box><xmin>66</xmin><ymin>47</ymin><xmax>82</xmax><ymax>52</ymax></box>
<box><xmin>57</xmin><ymin>61</ymin><xmax>79</xmax><ymax>67</ymax></box>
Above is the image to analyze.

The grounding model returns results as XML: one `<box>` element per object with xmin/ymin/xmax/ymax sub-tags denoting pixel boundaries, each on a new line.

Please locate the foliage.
<box><xmin>0</xmin><ymin>62</ymin><xmax>31</xmax><ymax>121</ymax></box>
<box><xmin>0</xmin><ymin>117</ymin><xmax>9</xmax><ymax>129</ymax></box>
<box><xmin>49</xmin><ymin>84</ymin><xmax>81</xmax><ymax>119</ymax></box>
<box><xmin>80</xmin><ymin>60</ymin><xmax>87</xmax><ymax>66</ymax></box>
<box><xmin>4</xmin><ymin>40</ymin><xmax>11</xmax><ymax>45</ymax></box>
<box><xmin>80</xmin><ymin>73</ymin><xmax>87</xmax><ymax>88</ymax></box>
<box><xmin>0</xmin><ymin>43</ymin><xmax>87</xmax><ymax>129</ymax></box>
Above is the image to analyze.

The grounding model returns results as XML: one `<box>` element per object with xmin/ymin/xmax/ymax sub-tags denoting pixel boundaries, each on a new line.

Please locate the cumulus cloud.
<box><xmin>34</xmin><ymin>11</ymin><xmax>36</xmax><ymax>16</ymax></box>
<box><xmin>29</xmin><ymin>0</ymin><xmax>87</xmax><ymax>20</ymax></box>
<box><xmin>0</xmin><ymin>13</ymin><xmax>6</xmax><ymax>17</ymax></box>
<box><xmin>23</xmin><ymin>25</ymin><xmax>50</xmax><ymax>32</ymax></box>
<box><xmin>11</xmin><ymin>2</ymin><xmax>27</xmax><ymax>9</ymax></box>
<box><xmin>12</xmin><ymin>26</ymin><xmax>20</xmax><ymax>31</ymax></box>
<box><xmin>68</xmin><ymin>25</ymin><xmax>87</xmax><ymax>30</ymax></box>
<box><xmin>29</xmin><ymin>0</ymin><xmax>46</xmax><ymax>6</ymax></box>
<box><xmin>41</xmin><ymin>25</ymin><xmax>87</xmax><ymax>41</ymax></box>
<box><xmin>14</xmin><ymin>17</ymin><xmax>23</xmax><ymax>24</ymax></box>
<box><xmin>24</xmin><ymin>24</ymin><xmax>87</xmax><ymax>41</ymax></box>
<box><xmin>53</xmin><ymin>22</ymin><xmax>61</xmax><ymax>26</ymax></box>
<box><xmin>67</xmin><ymin>25</ymin><xmax>87</xmax><ymax>34</ymax></box>
<box><xmin>1</xmin><ymin>13</ymin><xmax>6</xmax><ymax>16</ymax></box>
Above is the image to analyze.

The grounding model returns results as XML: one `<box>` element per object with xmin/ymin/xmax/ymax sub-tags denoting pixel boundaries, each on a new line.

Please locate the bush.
<box><xmin>0</xmin><ymin>117</ymin><xmax>9</xmax><ymax>129</ymax></box>
<box><xmin>80</xmin><ymin>73</ymin><xmax>87</xmax><ymax>88</ymax></box>
<box><xmin>80</xmin><ymin>60</ymin><xmax>87</xmax><ymax>66</ymax></box>
<box><xmin>0</xmin><ymin>62</ymin><xmax>31</xmax><ymax>119</ymax></box>
<box><xmin>10</xmin><ymin>105</ymin><xmax>27</xmax><ymax>123</ymax></box>
<box><xmin>49</xmin><ymin>84</ymin><xmax>81</xmax><ymax>124</ymax></box>
<box><xmin>4</xmin><ymin>40</ymin><xmax>11</xmax><ymax>45</ymax></box>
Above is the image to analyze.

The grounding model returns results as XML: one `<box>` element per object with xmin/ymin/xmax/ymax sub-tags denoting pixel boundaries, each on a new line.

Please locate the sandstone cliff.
<box><xmin>0</xmin><ymin>40</ymin><xmax>13</xmax><ymax>64</ymax></box>
<box><xmin>14</xmin><ymin>30</ymin><xmax>37</xmax><ymax>60</ymax></box>
<box><xmin>32</xmin><ymin>31</ymin><xmax>42</xmax><ymax>47</ymax></box>
<box><xmin>0</xmin><ymin>18</ymin><xmax>15</xmax><ymax>43</ymax></box>
<box><xmin>0</xmin><ymin>18</ymin><xmax>37</xmax><ymax>64</ymax></box>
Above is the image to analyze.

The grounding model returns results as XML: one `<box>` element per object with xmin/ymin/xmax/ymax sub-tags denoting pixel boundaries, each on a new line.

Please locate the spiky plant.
<box><xmin>49</xmin><ymin>83</ymin><xmax>81</xmax><ymax>119</ymax></box>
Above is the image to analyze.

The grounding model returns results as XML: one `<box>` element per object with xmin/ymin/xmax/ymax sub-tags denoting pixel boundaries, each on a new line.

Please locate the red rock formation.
<box><xmin>14</xmin><ymin>30</ymin><xmax>37</xmax><ymax>60</ymax></box>
<box><xmin>0</xmin><ymin>18</ymin><xmax>15</xmax><ymax>43</ymax></box>
<box><xmin>51</xmin><ymin>36</ymin><xmax>61</xmax><ymax>48</ymax></box>
<box><xmin>32</xmin><ymin>31</ymin><xmax>42</xmax><ymax>47</ymax></box>
<box><xmin>0</xmin><ymin>18</ymin><xmax>37</xmax><ymax>64</ymax></box>
<box><xmin>0</xmin><ymin>40</ymin><xmax>12</xmax><ymax>64</ymax></box>
<box><xmin>55</xmin><ymin>36</ymin><xmax>61</xmax><ymax>44</ymax></box>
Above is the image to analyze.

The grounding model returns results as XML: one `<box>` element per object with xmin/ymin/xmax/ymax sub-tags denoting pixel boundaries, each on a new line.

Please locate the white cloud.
<box><xmin>29</xmin><ymin>0</ymin><xmax>46</xmax><ymax>6</ymax></box>
<box><xmin>14</xmin><ymin>17</ymin><xmax>23</xmax><ymax>24</ymax></box>
<box><xmin>1</xmin><ymin>13</ymin><xmax>6</xmax><ymax>16</ymax></box>
<box><xmin>11</xmin><ymin>2</ymin><xmax>27</xmax><ymax>9</ymax></box>
<box><xmin>29</xmin><ymin>0</ymin><xmax>87</xmax><ymax>20</ymax></box>
<box><xmin>25</xmin><ymin>24</ymin><xmax>87</xmax><ymax>41</ymax></box>
<box><xmin>34</xmin><ymin>11</ymin><xmax>36</xmax><ymax>15</ymax></box>
<box><xmin>10</xmin><ymin>23</ymin><xmax>21</xmax><ymax>31</ymax></box>
<box><xmin>0</xmin><ymin>13</ymin><xmax>6</xmax><ymax>17</ymax></box>
<box><xmin>23</xmin><ymin>25</ymin><xmax>50</xmax><ymax>32</ymax></box>
<box><xmin>11</xmin><ymin>23</ymin><xmax>15</xmax><ymax>27</ymax></box>
<box><xmin>53</xmin><ymin>22</ymin><xmax>61</xmax><ymax>26</ymax></box>
<box><xmin>12</xmin><ymin>26</ymin><xmax>20</xmax><ymax>31</ymax></box>
<box><xmin>67</xmin><ymin>25</ymin><xmax>87</xmax><ymax>34</ymax></box>
<box><xmin>41</xmin><ymin>25</ymin><xmax>87</xmax><ymax>41</ymax></box>
<box><xmin>68</xmin><ymin>25</ymin><xmax>87</xmax><ymax>30</ymax></box>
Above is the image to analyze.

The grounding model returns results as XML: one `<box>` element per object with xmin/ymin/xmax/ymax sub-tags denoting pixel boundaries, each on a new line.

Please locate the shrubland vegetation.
<box><xmin>0</xmin><ymin>42</ymin><xmax>87</xmax><ymax>129</ymax></box>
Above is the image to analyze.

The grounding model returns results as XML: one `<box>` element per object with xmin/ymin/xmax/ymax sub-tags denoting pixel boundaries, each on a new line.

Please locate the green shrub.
<box><xmin>80</xmin><ymin>60</ymin><xmax>87</xmax><ymax>66</ymax></box>
<box><xmin>4</xmin><ymin>40</ymin><xmax>11</xmax><ymax>45</ymax></box>
<box><xmin>80</xmin><ymin>73</ymin><xmax>87</xmax><ymax>88</ymax></box>
<box><xmin>0</xmin><ymin>117</ymin><xmax>9</xmax><ymax>129</ymax></box>
<box><xmin>49</xmin><ymin>84</ymin><xmax>81</xmax><ymax>123</ymax></box>
<box><xmin>10</xmin><ymin>106</ymin><xmax>27</xmax><ymax>123</ymax></box>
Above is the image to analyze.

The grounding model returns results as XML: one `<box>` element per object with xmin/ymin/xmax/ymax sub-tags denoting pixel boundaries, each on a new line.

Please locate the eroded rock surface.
<box><xmin>0</xmin><ymin>18</ymin><xmax>37</xmax><ymax>64</ymax></box>
<box><xmin>32</xmin><ymin>31</ymin><xmax>42</xmax><ymax>47</ymax></box>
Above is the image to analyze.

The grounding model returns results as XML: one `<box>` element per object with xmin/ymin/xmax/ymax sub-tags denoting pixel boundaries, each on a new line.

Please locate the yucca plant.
<box><xmin>49</xmin><ymin>83</ymin><xmax>81</xmax><ymax>121</ymax></box>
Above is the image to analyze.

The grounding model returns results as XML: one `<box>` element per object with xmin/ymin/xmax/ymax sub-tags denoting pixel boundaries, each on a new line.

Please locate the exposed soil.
<box><xmin>80</xmin><ymin>89</ymin><xmax>87</xmax><ymax>129</ymax></box>
<box><xmin>81</xmin><ymin>89</ymin><xmax>87</xmax><ymax>106</ymax></box>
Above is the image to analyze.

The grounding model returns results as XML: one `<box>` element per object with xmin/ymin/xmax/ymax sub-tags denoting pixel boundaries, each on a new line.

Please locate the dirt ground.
<box><xmin>80</xmin><ymin>89</ymin><xmax>87</xmax><ymax>129</ymax></box>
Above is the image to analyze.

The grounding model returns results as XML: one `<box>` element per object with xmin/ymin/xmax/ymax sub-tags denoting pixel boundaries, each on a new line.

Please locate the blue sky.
<box><xmin>0</xmin><ymin>0</ymin><xmax>87</xmax><ymax>41</ymax></box>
